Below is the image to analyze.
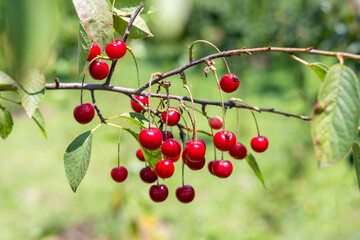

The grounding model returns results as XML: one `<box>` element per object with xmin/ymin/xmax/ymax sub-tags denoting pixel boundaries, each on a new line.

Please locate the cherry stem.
<box><xmin>111</xmin><ymin>0</ymin><xmax>117</xmax><ymax>42</ymax></box>
<box><xmin>179</xmin><ymin>111</ymin><xmax>191</xmax><ymax>142</ymax></box>
<box><xmin>188</xmin><ymin>40</ymin><xmax>231</xmax><ymax>75</ymax></box>
<box><xmin>127</xmin><ymin>47</ymin><xmax>141</xmax><ymax>88</ymax></box>
<box><xmin>181</xmin><ymin>89</ymin><xmax>197</xmax><ymax>141</ymax></box>
<box><xmin>147</xmin><ymin>75</ymin><xmax>153</xmax><ymax>129</ymax></box>
<box><xmin>117</xmin><ymin>131</ymin><xmax>121</xmax><ymax>167</ymax></box>
<box><xmin>164</xmin><ymin>86</ymin><xmax>170</xmax><ymax>133</ymax></box>
<box><xmin>90</xmin><ymin>90</ymin><xmax>106</xmax><ymax>123</ymax></box>
<box><xmin>231</xmin><ymin>98</ymin><xmax>261</xmax><ymax>137</ymax></box>
<box><xmin>182</xmin><ymin>158</ymin><xmax>185</xmax><ymax>187</ymax></box>
<box><xmin>212</xmin><ymin>70</ymin><xmax>226</xmax><ymax>132</ymax></box>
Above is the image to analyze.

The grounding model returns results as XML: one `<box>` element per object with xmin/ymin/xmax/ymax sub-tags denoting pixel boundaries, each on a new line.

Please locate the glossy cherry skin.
<box><xmin>162</xmin><ymin>130</ymin><xmax>174</xmax><ymax>141</ymax></box>
<box><xmin>251</xmin><ymin>136</ymin><xmax>269</xmax><ymax>153</ymax></box>
<box><xmin>168</xmin><ymin>154</ymin><xmax>180</xmax><ymax>162</ymax></box>
<box><xmin>73</xmin><ymin>103</ymin><xmax>95</xmax><ymax>124</ymax></box>
<box><xmin>208</xmin><ymin>160</ymin><xmax>216</xmax><ymax>175</ymax></box>
<box><xmin>161</xmin><ymin>139</ymin><xmax>182</xmax><ymax>158</ymax></box>
<box><xmin>213</xmin><ymin>131</ymin><xmax>236</xmax><ymax>151</ymax></box>
<box><xmin>161</xmin><ymin>107</ymin><xmax>181</xmax><ymax>126</ymax></box>
<box><xmin>105</xmin><ymin>39</ymin><xmax>127</xmax><ymax>60</ymax></box>
<box><xmin>111</xmin><ymin>166</ymin><xmax>128</xmax><ymax>182</ymax></box>
<box><xmin>149</xmin><ymin>184</ymin><xmax>168</xmax><ymax>202</ymax></box>
<box><xmin>131</xmin><ymin>95</ymin><xmax>149</xmax><ymax>113</ymax></box>
<box><xmin>89</xmin><ymin>60</ymin><xmax>109</xmax><ymax>80</ymax></box>
<box><xmin>212</xmin><ymin>160</ymin><xmax>233</xmax><ymax>178</ymax></box>
<box><xmin>176</xmin><ymin>185</ymin><xmax>195</xmax><ymax>203</ymax></box>
<box><xmin>136</xmin><ymin>149</ymin><xmax>145</xmax><ymax>161</ymax></box>
<box><xmin>140</xmin><ymin>167</ymin><xmax>158</xmax><ymax>183</ymax></box>
<box><xmin>138</xmin><ymin>127</ymin><xmax>163</xmax><ymax>150</ymax></box>
<box><xmin>229</xmin><ymin>142</ymin><xmax>247</xmax><ymax>159</ymax></box>
<box><xmin>87</xmin><ymin>43</ymin><xmax>101</xmax><ymax>61</ymax></box>
<box><xmin>209</xmin><ymin>116</ymin><xmax>223</xmax><ymax>130</ymax></box>
<box><xmin>220</xmin><ymin>73</ymin><xmax>240</xmax><ymax>93</ymax></box>
<box><xmin>186</xmin><ymin>157</ymin><xmax>205</xmax><ymax>170</ymax></box>
<box><xmin>155</xmin><ymin>159</ymin><xmax>174</xmax><ymax>179</ymax></box>
<box><xmin>185</xmin><ymin>140</ymin><xmax>206</xmax><ymax>162</ymax></box>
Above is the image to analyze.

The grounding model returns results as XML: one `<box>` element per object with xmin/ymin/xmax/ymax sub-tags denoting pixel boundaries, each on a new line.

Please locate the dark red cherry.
<box><xmin>73</xmin><ymin>103</ymin><xmax>95</xmax><ymax>124</ymax></box>
<box><xmin>186</xmin><ymin>157</ymin><xmax>205</xmax><ymax>170</ymax></box>
<box><xmin>105</xmin><ymin>39</ymin><xmax>127</xmax><ymax>60</ymax></box>
<box><xmin>131</xmin><ymin>95</ymin><xmax>149</xmax><ymax>113</ymax></box>
<box><xmin>138</xmin><ymin>127</ymin><xmax>163</xmax><ymax>150</ymax></box>
<box><xmin>111</xmin><ymin>166</ymin><xmax>128</xmax><ymax>182</ymax></box>
<box><xmin>161</xmin><ymin>139</ymin><xmax>182</xmax><ymax>158</ymax></box>
<box><xmin>185</xmin><ymin>140</ymin><xmax>206</xmax><ymax>162</ymax></box>
<box><xmin>87</xmin><ymin>43</ymin><xmax>101</xmax><ymax>62</ymax></box>
<box><xmin>149</xmin><ymin>184</ymin><xmax>168</xmax><ymax>202</ymax></box>
<box><xmin>140</xmin><ymin>167</ymin><xmax>158</xmax><ymax>183</ymax></box>
<box><xmin>212</xmin><ymin>160</ymin><xmax>233</xmax><ymax>178</ymax></box>
<box><xmin>89</xmin><ymin>60</ymin><xmax>109</xmax><ymax>80</ymax></box>
<box><xmin>220</xmin><ymin>73</ymin><xmax>240</xmax><ymax>93</ymax></box>
<box><xmin>162</xmin><ymin>130</ymin><xmax>174</xmax><ymax>141</ymax></box>
<box><xmin>209</xmin><ymin>116</ymin><xmax>223</xmax><ymax>130</ymax></box>
<box><xmin>251</xmin><ymin>136</ymin><xmax>269</xmax><ymax>153</ymax></box>
<box><xmin>229</xmin><ymin>142</ymin><xmax>247</xmax><ymax>159</ymax></box>
<box><xmin>155</xmin><ymin>159</ymin><xmax>174</xmax><ymax>178</ymax></box>
<box><xmin>136</xmin><ymin>149</ymin><xmax>145</xmax><ymax>161</ymax></box>
<box><xmin>208</xmin><ymin>160</ymin><xmax>216</xmax><ymax>175</ymax></box>
<box><xmin>168</xmin><ymin>154</ymin><xmax>180</xmax><ymax>162</ymax></box>
<box><xmin>213</xmin><ymin>131</ymin><xmax>236</xmax><ymax>151</ymax></box>
<box><xmin>176</xmin><ymin>185</ymin><xmax>195</xmax><ymax>203</ymax></box>
<box><xmin>161</xmin><ymin>107</ymin><xmax>181</xmax><ymax>126</ymax></box>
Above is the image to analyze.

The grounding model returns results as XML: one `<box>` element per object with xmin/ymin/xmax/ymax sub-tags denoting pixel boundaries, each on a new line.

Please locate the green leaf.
<box><xmin>113</xmin><ymin>9</ymin><xmax>153</xmax><ymax>39</ymax></box>
<box><xmin>312</xmin><ymin>64</ymin><xmax>360</xmax><ymax>167</ymax></box>
<box><xmin>0</xmin><ymin>71</ymin><xmax>15</xmax><ymax>86</ymax></box>
<box><xmin>77</xmin><ymin>22</ymin><xmax>92</xmax><ymax>78</ymax></box>
<box><xmin>17</xmin><ymin>69</ymin><xmax>46</xmax><ymax>118</ymax></box>
<box><xmin>72</xmin><ymin>0</ymin><xmax>113</xmax><ymax>51</ymax></box>
<box><xmin>245</xmin><ymin>154</ymin><xmax>266</xmax><ymax>188</ymax></box>
<box><xmin>308</xmin><ymin>62</ymin><xmax>328</xmax><ymax>82</ymax></box>
<box><xmin>32</xmin><ymin>109</ymin><xmax>47</xmax><ymax>139</ymax></box>
<box><xmin>352</xmin><ymin>143</ymin><xmax>360</xmax><ymax>191</ymax></box>
<box><xmin>118</xmin><ymin>112</ymin><xmax>151</xmax><ymax>129</ymax></box>
<box><xmin>110</xmin><ymin>0</ymin><xmax>158</xmax><ymax>15</ymax></box>
<box><xmin>64</xmin><ymin>131</ymin><xmax>93</xmax><ymax>192</ymax></box>
<box><xmin>0</xmin><ymin>105</ymin><xmax>13</xmax><ymax>140</ymax></box>
<box><xmin>142</xmin><ymin>147</ymin><xmax>162</xmax><ymax>169</ymax></box>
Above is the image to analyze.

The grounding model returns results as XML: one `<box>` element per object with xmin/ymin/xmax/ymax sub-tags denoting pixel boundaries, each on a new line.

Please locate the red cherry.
<box><xmin>131</xmin><ymin>95</ymin><xmax>149</xmax><ymax>113</ymax></box>
<box><xmin>140</xmin><ymin>167</ymin><xmax>158</xmax><ymax>183</ymax></box>
<box><xmin>138</xmin><ymin>127</ymin><xmax>163</xmax><ymax>150</ymax></box>
<box><xmin>161</xmin><ymin>139</ymin><xmax>182</xmax><ymax>158</ymax></box>
<box><xmin>185</xmin><ymin>140</ymin><xmax>206</xmax><ymax>162</ymax></box>
<box><xmin>212</xmin><ymin>160</ymin><xmax>233</xmax><ymax>178</ymax></box>
<box><xmin>208</xmin><ymin>160</ymin><xmax>216</xmax><ymax>175</ymax></box>
<box><xmin>168</xmin><ymin>154</ymin><xmax>180</xmax><ymax>162</ymax></box>
<box><xmin>111</xmin><ymin>166</ymin><xmax>128</xmax><ymax>182</ymax></box>
<box><xmin>213</xmin><ymin>131</ymin><xmax>236</xmax><ymax>151</ymax></box>
<box><xmin>162</xmin><ymin>130</ymin><xmax>174</xmax><ymax>141</ymax></box>
<box><xmin>251</xmin><ymin>136</ymin><xmax>269</xmax><ymax>153</ymax></box>
<box><xmin>197</xmin><ymin>139</ymin><xmax>207</xmax><ymax>150</ymax></box>
<box><xmin>209</xmin><ymin>116</ymin><xmax>223</xmax><ymax>130</ymax></box>
<box><xmin>89</xmin><ymin>60</ymin><xmax>109</xmax><ymax>80</ymax></box>
<box><xmin>229</xmin><ymin>142</ymin><xmax>247</xmax><ymax>159</ymax></box>
<box><xmin>155</xmin><ymin>159</ymin><xmax>174</xmax><ymax>178</ymax></box>
<box><xmin>186</xmin><ymin>157</ymin><xmax>205</xmax><ymax>170</ymax></box>
<box><xmin>161</xmin><ymin>107</ymin><xmax>181</xmax><ymax>126</ymax></box>
<box><xmin>220</xmin><ymin>73</ymin><xmax>240</xmax><ymax>93</ymax></box>
<box><xmin>136</xmin><ymin>149</ymin><xmax>145</xmax><ymax>161</ymax></box>
<box><xmin>105</xmin><ymin>39</ymin><xmax>127</xmax><ymax>60</ymax></box>
<box><xmin>149</xmin><ymin>184</ymin><xmax>168</xmax><ymax>202</ymax></box>
<box><xmin>176</xmin><ymin>185</ymin><xmax>195</xmax><ymax>203</ymax></box>
<box><xmin>87</xmin><ymin>43</ymin><xmax>101</xmax><ymax>62</ymax></box>
<box><xmin>73</xmin><ymin>103</ymin><xmax>95</xmax><ymax>124</ymax></box>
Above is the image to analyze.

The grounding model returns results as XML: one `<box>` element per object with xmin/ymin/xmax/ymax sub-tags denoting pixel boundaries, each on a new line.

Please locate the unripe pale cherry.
<box><xmin>209</xmin><ymin>116</ymin><xmax>223</xmax><ymax>130</ymax></box>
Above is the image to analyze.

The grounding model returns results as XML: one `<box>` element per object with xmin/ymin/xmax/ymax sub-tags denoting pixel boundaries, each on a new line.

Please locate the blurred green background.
<box><xmin>1</xmin><ymin>0</ymin><xmax>360</xmax><ymax>239</ymax></box>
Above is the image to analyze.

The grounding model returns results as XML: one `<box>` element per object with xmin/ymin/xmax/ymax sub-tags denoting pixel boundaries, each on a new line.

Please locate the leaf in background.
<box><xmin>308</xmin><ymin>62</ymin><xmax>328</xmax><ymax>82</ymax></box>
<box><xmin>64</xmin><ymin>131</ymin><xmax>93</xmax><ymax>192</ymax></box>
<box><xmin>110</xmin><ymin>0</ymin><xmax>158</xmax><ymax>14</ymax></box>
<box><xmin>113</xmin><ymin>9</ymin><xmax>153</xmax><ymax>39</ymax></box>
<box><xmin>18</xmin><ymin>69</ymin><xmax>46</xmax><ymax>118</ymax></box>
<box><xmin>72</xmin><ymin>0</ymin><xmax>113</xmax><ymax>50</ymax></box>
<box><xmin>352</xmin><ymin>143</ymin><xmax>360</xmax><ymax>191</ymax></box>
<box><xmin>32</xmin><ymin>108</ymin><xmax>47</xmax><ymax>139</ymax></box>
<box><xmin>119</xmin><ymin>112</ymin><xmax>150</xmax><ymax>129</ymax></box>
<box><xmin>0</xmin><ymin>71</ymin><xmax>15</xmax><ymax>86</ymax></box>
<box><xmin>245</xmin><ymin>154</ymin><xmax>266</xmax><ymax>188</ymax></box>
<box><xmin>142</xmin><ymin>147</ymin><xmax>162</xmax><ymax>169</ymax></box>
<box><xmin>0</xmin><ymin>105</ymin><xmax>13</xmax><ymax>140</ymax></box>
<box><xmin>77</xmin><ymin>23</ymin><xmax>92</xmax><ymax>78</ymax></box>
<box><xmin>312</xmin><ymin>64</ymin><xmax>360</xmax><ymax>167</ymax></box>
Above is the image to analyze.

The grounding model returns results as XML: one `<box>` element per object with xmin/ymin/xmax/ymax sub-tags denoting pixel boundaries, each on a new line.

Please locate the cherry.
<box><xmin>208</xmin><ymin>160</ymin><xmax>216</xmax><ymax>175</ymax></box>
<box><xmin>155</xmin><ymin>159</ymin><xmax>174</xmax><ymax>178</ymax></box>
<box><xmin>251</xmin><ymin>136</ymin><xmax>269</xmax><ymax>153</ymax></box>
<box><xmin>168</xmin><ymin>154</ymin><xmax>180</xmax><ymax>162</ymax></box>
<box><xmin>212</xmin><ymin>160</ymin><xmax>233</xmax><ymax>178</ymax></box>
<box><xmin>131</xmin><ymin>95</ymin><xmax>149</xmax><ymax>113</ymax></box>
<box><xmin>186</xmin><ymin>157</ymin><xmax>205</xmax><ymax>170</ymax></box>
<box><xmin>185</xmin><ymin>140</ymin><xmax>206</xmax><ymax>162</ymax></box>
<box><xmin>161</xmin><ymin>139</ymin><xmax>182</xmax><ymax>158</ymax></box>
<box><xmin>138</xmin><ymin>127</ymin><xmax>163</xmax><ymax>150</ymax></box>
<box><xmin>89</xmin><ymin>60</ymin><xmax>109</xmax><ymax>80</ymax></box>
<box><xmin>136</xmin><ymin>149</ymin><xmax>145</xmax><ymax>162</ymax></box>
<box><xmin>111</xmin><ymin>166</ymin><xmax>128</xmax><ymax>182</ymax></box>
<box><xmin>229</xmin><ymin>142</ymin><xmax>247</xmax><ymax>159</ymax></box>
<box><xmin>140</xmin><ymin>167</ymin><xmax>158</xmax><ymax>183</ymax></box>
<box><xmin>162</xmin><ymin>130</ymin><xmax>174</xmax><ymax>141</ymax></box>
<box><xmin>209</xmin><ymin>116</ymin><xmax>223</xmax><ymax>130</ymax></box>
<box><xmin>220</xmin><ymin>73</ymin><xmax>240</xmax><ymax>93</ymax></box>
<box><xmin>213</xmin><ymin>131</ymin><xmax>236</xmax><ymax>151</ymax></box>
<box><xmin>87</xmin><ymin>43</ymin><xmax>101</xmax><ymax>62</ymax></box>
<box><xmin>176</xmin><ymin>185</ymin><xmax>195</xmax><ymax>203</ymax></box>
<box><xmin>161</xmin><ymin>107</ymin><xmax>181</xmax><ymax>126</ymax></box>
<box><xmin>149</xmin><ymin>184</ymin><xmax>168</xmax><ymax>202</ymax></box>
<box><xmin>105</xmin><ymin>39</ymin><xmax>127</xmax><ymax>60</ymax></box>
<box><xmin>73</xmin><ymin>103</ymin><xmax>95</xmax><ymax>124</ymax></box>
